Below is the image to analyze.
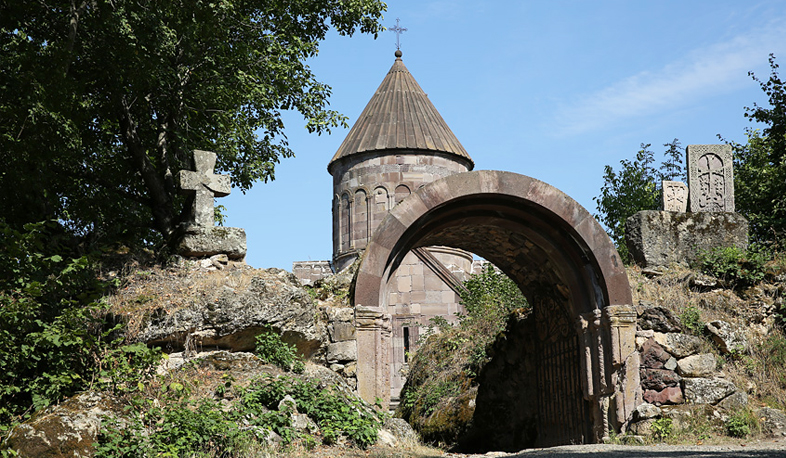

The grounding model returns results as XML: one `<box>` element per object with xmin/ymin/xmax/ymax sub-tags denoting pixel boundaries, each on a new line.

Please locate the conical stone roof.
<box><xmin>328</xmin><ymin>51</ymin><xmax>473</xmax><ymax>172</ymax></box>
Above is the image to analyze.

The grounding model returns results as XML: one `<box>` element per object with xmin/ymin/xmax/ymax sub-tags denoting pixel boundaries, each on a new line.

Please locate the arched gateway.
<box><xmin>353</xmin><ymin>170</ymin><xmax>640</xmax><ymax>448</ymax></box>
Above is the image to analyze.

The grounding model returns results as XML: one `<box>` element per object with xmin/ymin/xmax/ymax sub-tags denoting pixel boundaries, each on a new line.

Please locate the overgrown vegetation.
<box><xmin>593</xmin><ymin>140</ymin><xmax>685</xmax><ymax>263</ymax></box>
<box><xmin>95</xmin><ymin>370</ymin><xmax>383</xmax><ymax>457</ymax></box>
<box><xmin>0</xmin><ymin>221</ymin><xmax>162</xmax><ymax>433</ymax></box>
<box><xmin>398</xmin><ymin>266</ymin><xmax>528</xmax><ymax>446</ymax></box>
<box><xmin>255</xmin><ymin>328</ymin><xmax>305</xmax><ymax>374</ymax></box>
<box><xmin>696</xmin><ymin>246</ymin><xmax>770</xmax><ymax>288</ymax></box>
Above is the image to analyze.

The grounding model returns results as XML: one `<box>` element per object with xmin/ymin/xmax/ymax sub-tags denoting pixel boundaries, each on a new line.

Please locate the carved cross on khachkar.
<box><xmin>178</xmin><ymin>150</ymin><xmax>231</xmax><ymax>227</ymax></box>
<box><xmin>686</xmin><ymin>144</ymin><xmax>735</xmax><ymax>212</ymax></box>
<box><xmin>390</xmin><ymin>18</ymin><xmax>407</xmax><ymax>51</ymax></box>
<box><xmin>176</xmin><ymin>150</ymin><xmax>246</xmax><ymax>261</ymax></box>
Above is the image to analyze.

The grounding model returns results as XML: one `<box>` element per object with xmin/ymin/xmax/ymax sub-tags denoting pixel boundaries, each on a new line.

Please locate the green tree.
<box><xmin>593</xmin><ymin>140</ymin><xmax>685</xmax><ymax>262</ymax></box>
<box><xmin>731</xmin><ymin>54</ymin><xmax>786</xmax><ymax>244</ymax></box>
<box><xmin>459</xmin><ymin>264</ymin><xmax>528</xmax><ymax>337</ymax></box>
<box><xmin>0</xmin><ymin>0</ymin><xmax>385</xmax><ymax>248</ymax></box>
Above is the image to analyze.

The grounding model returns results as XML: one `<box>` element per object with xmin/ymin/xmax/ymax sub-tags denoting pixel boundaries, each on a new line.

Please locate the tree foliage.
<box><xmin>731</xmin><ymin>54</ymin><xmax>786</xmax><ymax>244</ymax></box>
<box><xmin>593</xmin><ymin>140</ymin><xmax>685</xmax><ymax>262</ymax></box>
<box><xmin>0</xmin><ymin>0</ymin><xmax>385</xmax><ymax>248</ymax></box>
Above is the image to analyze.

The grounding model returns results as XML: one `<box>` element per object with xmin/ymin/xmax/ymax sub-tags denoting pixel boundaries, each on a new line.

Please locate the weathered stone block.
<box><xmin>717</xmin><ymin>391</ymin><xmax>748</xmax><ymax>411</ymax></box>
<box><xmin>676</xmin><ymin>353</ymin><xmax>717</xmax><ymax>377</ymax></box>
<box><xmin>641</xmin><ymin>338</ymin><xmax>670</xmax><ymax>369</ymax></box>
<box><xmin>177</xmin><ymin>226</ymin><xmax>247</xmax><ymax>260</ymax></box>
<box><xmin>633</xmin><ymin>403</ymin><xmax>662</xmax><ymax>421</ymax></box>
<box><xmin>653</xmin><ymin>332</ymin><xmax>702</xmax><ymax>358</ymax></box>
<box><xmin>683</xmin><ymin>377</ymin><xmax>737</xmax><ymax>404</ymax></box>
<box><xmin>756</xmin><ymin>407</ymin><xmax>786</xmax><ymax>437</ymax></box>
<box><xmin>625</xmin><ymin>210</ymin><xmax>748</xmax><ymax>268</ymax></box>
<box><xmin>327</xmin><ymin>340</ymin><xmax>358</xmax><ymax>363</ymax></box>
<box><xmin>640</xmin><ymin>368</ymin><xmax>681</xmax><ymax>391</ymax></box>
<box><xmin>705</xmin><ymin>320</ymin><xmax>748</xmax><ymax>355</ymax></box>
<box><xmin>643</xmin><ymin>386</ymin><xmax>683</xmax><ymax>405</ymax></box>
<box><xmin>328</xmin><ymin>321</ymin><xmax>357</xmax><ymax>342</ymax></box>
<box><xmin>638</xmin><ymin>306</ymin><xmax>683</xmax><ymax>333</ymax></box>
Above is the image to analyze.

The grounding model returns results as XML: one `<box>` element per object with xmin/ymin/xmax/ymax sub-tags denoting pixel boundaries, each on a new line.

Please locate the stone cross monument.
<box><xmin>686</xmin><ymin>144</ymin><xmax>734</xmax><ymax>212</ymax></box>
<box><xmin>178</xmin><ymin>150</ymin><xmax>231</xmax><ymax>227</ymax></box>
<box><xmin>176</xmin><ymin>150</ymin><xmax>246</xmax><ymax>260</ymax></box>
<box><xmin>662</xmin><ymin>181</ymin><xmax>688</xmax><ymax>212</ymax></box>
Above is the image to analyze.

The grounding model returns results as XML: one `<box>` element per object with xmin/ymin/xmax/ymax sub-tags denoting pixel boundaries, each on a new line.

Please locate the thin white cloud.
<box><xmin>554</xmin><ymin>17</ymin><xmax>786</xmax><ymax>136</ymax></box>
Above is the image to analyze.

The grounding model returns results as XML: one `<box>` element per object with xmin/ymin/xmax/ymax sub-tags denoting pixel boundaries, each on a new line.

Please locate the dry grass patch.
<box><xmin>104</xmin><ymin>260</ymin><xmax>259</xmax><ymax>340</ymax></box>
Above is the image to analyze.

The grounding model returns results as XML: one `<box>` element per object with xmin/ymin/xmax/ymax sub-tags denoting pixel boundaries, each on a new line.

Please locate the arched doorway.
<box><xmin>352</xmin><ymin>170</ymin><xmax>639</xmax><ymax>446</ymax></box>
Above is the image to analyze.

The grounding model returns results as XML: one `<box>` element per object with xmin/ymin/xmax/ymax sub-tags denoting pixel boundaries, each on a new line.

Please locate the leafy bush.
<box><xmin>594</xmin><ymin>140</ymin><xmax>685</xmax><ymax>263</ymax></box>
<box><xmin>725</xmin><ymin>410</ymin><xmax>757</xmax><ymax>438</ymax></box>
<box><xmin>239</xmin><ymin>375</ymin><xmax>381</xmax><ymax>448</ymax></box>
<box><xmin>96</xmin><ymin>397</ymin><xmax>250</xmax><ymax>458</ymax></box>
<box><xmin>679</xmin><ymin>306</ymin><xmax>704</xmax><ymax>335</ymax></box>
<box><xmin>254</xmin><ymin>328</ymin><xmax>305</xmax><ymax>374</ymax></box>
<box><xmin>651</xmin><ymin>417</ymin><xmax>673</xmax><ymax>441</ymax></box>
<box><xmin>696</xmin><ymin>246</ymin><xmax>768</xmax><ymax>287</ymax></box>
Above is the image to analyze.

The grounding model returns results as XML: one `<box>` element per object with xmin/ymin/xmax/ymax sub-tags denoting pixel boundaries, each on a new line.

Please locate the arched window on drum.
<box><xmin>394</xmin><ymin>184</ymin><xmax>411</xmax><ymax>205</ymax></box>
<box><xmin>353</xmin><ymin>189</ymin><xmax>369</xmax><ymax>249</ymax></box>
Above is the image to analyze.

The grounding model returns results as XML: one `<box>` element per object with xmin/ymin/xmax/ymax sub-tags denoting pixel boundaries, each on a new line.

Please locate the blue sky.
<box><xmin>223</xmin><ymin>1</ymin><xmax>786</xmax><ymax>270</ymax></box>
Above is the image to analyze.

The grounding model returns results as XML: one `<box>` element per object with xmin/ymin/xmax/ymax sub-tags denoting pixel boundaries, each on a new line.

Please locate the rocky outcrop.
<box><xmin>5</xmin><ymin>392</ymin><xmax>125</xmax><ymax>458</ymax></box>
<box><xmin>133</xmin><ymin>268</ymin><xmax>327</xmax><ymax>358</ymax></box>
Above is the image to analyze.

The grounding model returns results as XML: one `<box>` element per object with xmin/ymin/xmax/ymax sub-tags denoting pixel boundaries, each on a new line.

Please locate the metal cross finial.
<box><xmin>390</xmin><ymin>18</ymin><xmax>407</xmax><ymax>51</ymax></box>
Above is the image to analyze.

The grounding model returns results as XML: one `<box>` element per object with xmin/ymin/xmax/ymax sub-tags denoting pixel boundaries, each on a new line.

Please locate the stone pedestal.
<box><xmin>177</xmin><ymin>226</ymin><xmax>247</xmax><ymax>260</ymax></box>
<box><xmin>625</xmin><ymin>211</ymin><xmax>748</xmax><ymax>268</ymax></box>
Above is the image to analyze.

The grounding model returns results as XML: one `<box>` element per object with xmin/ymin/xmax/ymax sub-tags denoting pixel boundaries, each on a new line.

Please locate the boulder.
<box><xmin>638</xmin><ymin>306</ymin><xmax>683</xmax><ymax>333</ymax></box>
<box><xmin>640</xmin><ymin>368</ymin><xmax>681</xmax><ymax>391</ymax></box>
<box><xmin>653</xmin><ymin>332</ymin><xmax>702</xmax><ymax>358</ymax></box>
<box><xmin>382</xmin><ymin>417</ymin><xmax>418</xmax><ymax>445</ymax></box>
<box><xmin>682</xmin><ymin>378</ymin><xmax>737</xmax><ymax>405</ymax></box>
<box><xmin>705</xmin><ymin>320</ymin><xmax>748</xmax><ymax>355</ymax></box>
<box><xmin>756</xmin><ymin>407</ymin><xmax>786</xmax><ymax>437</ymax></box>
<box><xmin>135</xmin><ymin>268</ymin><xmax>327</xmax><ymax>358</ymax></box>
<box><xmin>5</xmin><ymin>391</ymin><xmax>125</xmax><ymax>458</ymax></box>
<box><xmin>676</xmin><ymin>353</ymin><xmax>717</xmax><ymax>377</ymax></box>
<box><xmin>628</xmin><ymin>418</ymin><xmax>656</xmax><ymax>436</ymax></box>
<box><xmin>643</xmin><ymin>386</ymin><xmax>684</xmax><ymax>406</ymax></box>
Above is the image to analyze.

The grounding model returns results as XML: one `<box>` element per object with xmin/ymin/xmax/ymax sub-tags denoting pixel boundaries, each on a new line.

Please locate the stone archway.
<box><xmin>352</xmin><ymin>170</ymin><xmax>639</xmax><ymax>447</ymax></box>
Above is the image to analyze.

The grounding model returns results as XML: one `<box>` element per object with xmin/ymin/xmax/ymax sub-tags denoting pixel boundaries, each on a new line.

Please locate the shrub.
<box><xmin>0</xmin><ymin>221</ymin><xmax>160</xmax><ymax>430</ymax></box>
<box><xmin>725</xmin><ymin>410</ymin><xmax>757</xmax><ymax>438</ymax></box>
<box><xmin>651</xmin><ymin>417</ymin><xmax>673</xmax><ymax>441</ymax></box>
<box><xmin>696</xmin><ymin>246</ymin><xmax>768</xmax><ymax>287</ymax></box>
<box><xmin>254</xmin><ymin>328</ymin><xmax>305</xmax><ymax>374</ymax></box>
<box><xmin>679</xmin><ymin>306</ymin><xmax>704</xmax><ymax>335</ymax></box>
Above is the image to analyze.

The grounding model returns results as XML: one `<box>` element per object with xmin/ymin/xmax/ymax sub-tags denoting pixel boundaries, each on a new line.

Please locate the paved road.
<box><xmin>452</xmin><ymin>440</ymin><xmax>786</xmax><ymax>458</ymax></box>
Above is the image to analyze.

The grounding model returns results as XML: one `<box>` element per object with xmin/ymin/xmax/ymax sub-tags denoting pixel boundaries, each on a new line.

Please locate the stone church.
<box><xmin>293</xmin><ymin>49</ymin><xmax>484</xmax><ymax>404</ymax></box>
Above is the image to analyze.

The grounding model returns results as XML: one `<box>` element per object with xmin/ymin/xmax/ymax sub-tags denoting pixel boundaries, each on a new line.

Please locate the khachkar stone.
<box><xmin>177</xmin><ymin>150</ymin><xmax>246</xmax><ymax>260</ymax></box>
<box><xmin>662</xmin><ymin>181</ymin><xmax>688</xmax><ymax>212</ymax></box>
<box><xmin>687</xmin><ymin>144</ymin><xmax>734</xmax><ymax>212</ymax></box>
